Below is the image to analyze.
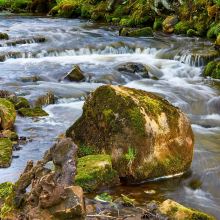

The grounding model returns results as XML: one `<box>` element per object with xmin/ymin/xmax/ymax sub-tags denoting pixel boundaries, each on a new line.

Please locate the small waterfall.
<box><xmin>0</xmin><ymin>45</ymin><xmax>158</xmax><ymax>61</ymax></box>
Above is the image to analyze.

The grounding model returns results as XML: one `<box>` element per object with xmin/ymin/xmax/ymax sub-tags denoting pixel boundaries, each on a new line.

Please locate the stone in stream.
<box><xmin>64</xmin><ymin>65</ymin><xmax>85</xmax><ymax>82</ymax></box>
<box><xmin>0</xmin><ymin>33</ymin><xmax>9</xmax><ymax>40</ymax></box>
<box><xmin>66</xmin><ymin>85</ymin><xmax>194</xmax><ymax>182</ymax></box>
<box><xmin>204</xmin><ymin>60</ymin><xmax>220</xmax><ymax>79</ymax></box>
<box><xmin>1</xmin><ymin>138</ymin><xmax>85</xmax><ymax>219</ymax></box>
<box><xmin>116</xmin><ymin>62</ymin><xmax>149</xmax><ymax>78</ymax></box>
<box><xmin>0</xmin><ymin>98</ymin><xmax>16</xmax><ymax>130</ymax></box>
<box><xmin>35</xmin><ymin>91</ymin><xmax>57</xmax><ymax>107</ymax></box>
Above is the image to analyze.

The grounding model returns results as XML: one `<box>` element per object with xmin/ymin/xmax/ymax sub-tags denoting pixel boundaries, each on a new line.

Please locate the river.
<box><xmin>0</xmin><ymin>14</ymin><xmax>220</xmax><ymax>218</ymax></box>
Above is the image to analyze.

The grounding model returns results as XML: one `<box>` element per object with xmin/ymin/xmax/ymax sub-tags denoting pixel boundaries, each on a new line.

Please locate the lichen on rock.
<box><xmin>67</xmin><ymin>85</ymin><xmax>194</xmax><ymax>182</ymax></box>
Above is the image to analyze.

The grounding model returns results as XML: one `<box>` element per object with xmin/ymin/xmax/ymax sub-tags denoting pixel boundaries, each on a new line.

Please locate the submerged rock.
<box><xmin>162</xmin><ymin>15</ymin><xmax>178</xmax><ymax>33</ymax></box>
<box><xmin>0</xmin><ymin>138</ymin><xmax>13</xmax><ymax>168</ymax></box>
<box><xmin>75</xmin><ymin>154</ymin><xmax>119</xmax><ymax>192</ymax></box>
<box><xmin>0</xmin><ymin>98</ymin><xmax>16</xmax><ymax>130</ymax></box>
<box><xmin>64</xmin><ymin>65</ymin><xmax>85</xmax><ymax>82</ymax></box>
<box><xmin>159</xmin><ymin>199</ymin><xmax>215</xmax><ymax>220</ymax></box>
<box><xmin>116</xmin><ymin>62</ymin><xmax>149</xmax><ymax>78</ymax></box>
<box><xmin>119</xmin><ymin>27</ymin><xmax>153</xmax><ymax>37</ymax></box>
<box><xmin>18</xmin><ymin>107</ymin><xmax>48</xmax><ymax>117</ymax></box>
<box><xmin>67</xmin><ymin>85</ymin><xmax>194</xmax><ymax>182</ymax></box>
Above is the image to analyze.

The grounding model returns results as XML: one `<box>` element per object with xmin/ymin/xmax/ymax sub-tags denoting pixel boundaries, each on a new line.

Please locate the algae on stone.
<box><xmin>0</xmin><ymin>138</ymin><xmax>13</xmax><ymax>168</ymax></box>
<box><xmin>75</xmin><ymin>154</ymin><xmax>119</xmax><ymax>192</ymax></box>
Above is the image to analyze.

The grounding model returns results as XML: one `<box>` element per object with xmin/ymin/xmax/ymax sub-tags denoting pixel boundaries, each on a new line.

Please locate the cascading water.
<box><xmin>0</xmin><ymin>15</ymin><xmax>220</xmax><ymax>218</ymax></box>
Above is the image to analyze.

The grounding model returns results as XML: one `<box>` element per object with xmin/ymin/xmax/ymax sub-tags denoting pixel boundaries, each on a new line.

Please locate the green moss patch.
<box><xmin>0</xmin><ymin>138</ymin><xmax>13</xmax><ymax>168</ymax></box>
<box><xmin>18</xmin><ymin>107</ymin><xmax>48</xmax><ymax>117</ymax></box>
<box><xmin>75</xmin><ymin>154</ymin><xmax>119</xmax><ymax>192</ymax></box>
<box><xmin>0</xmin><ymin>182</ymin><xmax>14</xmax><ymax>201</ymax></box>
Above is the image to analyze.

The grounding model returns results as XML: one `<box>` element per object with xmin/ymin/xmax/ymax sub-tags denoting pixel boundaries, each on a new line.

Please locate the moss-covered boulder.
<box><xmin>75</xmin><ymin>154</ymin><xmax>119</xmax><ymax>192</ymax></box>
<box><xmin>0</xmin><ymin>98</ymin><xmax>16</xmax><ymax>130</ymax></box>
<box><xmin>204</xmin><ymin>61</ymin><xmax>220</xmax><ymax>79</ymax></box>
<box><xmin>18</xmin><ymin>107</ymin><xmax>48</xmax><ymax>117</ymax></box>
<box><xmin>0</xmin><ymin>138</ymin><xmax>13</xmax><ymax>168</ymax></box>
<box><xmin>159</xmin><ymin>199</ymin><xmax>215</xmax><ymax>220</ymax></box>
<box><xmin>67</xmin><ymin>85</ymin><xmax>194</xmax><ymax>182</ymax></box>
<box><xmin>162</xmin><ymin>15</ymin><xmax>178</xmax><ymax>34</ymax></box>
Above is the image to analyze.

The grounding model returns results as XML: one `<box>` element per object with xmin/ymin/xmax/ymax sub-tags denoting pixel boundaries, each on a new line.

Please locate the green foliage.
<box><xmin>124</xmin><ymin>147</ymin><xmax>136</xmax><ymax>164</ymax></box>
<box><xmin>153</xmin><ymin>17</ymin><xmax>162</xmax><ymax>31</ymax></box>
<box><xmin>207</xmin><ymin>23</ymin><xmax>220</xmax><ymax>39</ymax></box>
<box><xmin>174</xmin><ymin>21</ymin><xmax>191</xmax><ymax>34</ymax></box>
<box><xmin>0</xmin><ymin>203</ymin><xmax>12</xmax><ymax>219</ymax></box>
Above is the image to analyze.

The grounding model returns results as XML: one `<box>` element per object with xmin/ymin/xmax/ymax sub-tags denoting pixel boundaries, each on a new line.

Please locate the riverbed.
<box><xmin>0</xmin><ymin>14</ymin><xmax>220</xmax><ymax>218</ymax></box>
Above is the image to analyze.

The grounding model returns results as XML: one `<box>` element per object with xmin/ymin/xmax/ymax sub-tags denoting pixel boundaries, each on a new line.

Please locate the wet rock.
<box><xmin>64</xmin><ymin>65</ymin><xmax>85</xmax><ymax>82</ymax></box>
<box><xmin>159</xmin><ymin>199</ymin><xmax>215</xmax><ymax>220</ymax></box>
<box><xmin>116</xmin><ymin>62</ymin><xmax>149</xmax><ymax>78</ymax></box>
<box><xmin>75</xmin><ymin>154</ymin><xmax>119</xmax><ymax>192</ymax></box>
<box><xmin>119</xmin><ymin>27</ymin><xmax>153</xmax><ymax>37</ymax></box>
<box><xmin>0</xmin><ymin>33</ymin><xmax>9</xmax><ymax>40</ymax></box>
<box><xmin>162</xmin><ymin>15</ymin><xmax>178</xmax><ymax>33</ymax></box>
<box><xmin>0</xmin><ymin>98</ymin><xmax>16</xmax><ymax>130</ymax></box>
<box><xmin>2</xmin><ymin>138</ymin><xmax>85</xmax><ymax>219</ymax></box>
<box><xmin>0</xmin><ymin>90</ymin><xmax>13</xmax><ymax>99</ymax></box>
<box><xmin>0</xmin><ymin>138</ymin><xmax>13</xmax><ymax>168</ymax></box>
<box><xmin>35</xmin><ymin>91</ymin><xmax>56</xmax><ymax>107</ymax></box>
<box><xmin>66</xmin><ymin>85</ymin><xmax>194</xmax><ymax>182</ymax></box>
<box><xmin>20</xmin><ymin>75</ymin><xmax>42</xmax><ymax>82</ymax></box>
<box><xmin>30</xmin><ymin>0</ymin><xmax>52</xmax><ymax>13</ymax></box>
<box><xmin>18</xmin><ymin>107</ymin><xmax>48</xmax><ymax>117</ymax></box>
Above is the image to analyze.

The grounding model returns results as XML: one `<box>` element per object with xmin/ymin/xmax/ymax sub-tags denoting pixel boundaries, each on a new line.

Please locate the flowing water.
<box><xmin>0</xmin><ymin>14</ymin><xmax>220</xmax><ymax>218</ymax></box>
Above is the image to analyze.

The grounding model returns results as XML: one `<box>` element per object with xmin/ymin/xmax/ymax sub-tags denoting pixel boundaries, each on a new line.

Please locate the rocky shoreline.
<box><xmin>0</xmin><ymin>84</ymin><xmax>216</xmax><ymax>219</ymax></box>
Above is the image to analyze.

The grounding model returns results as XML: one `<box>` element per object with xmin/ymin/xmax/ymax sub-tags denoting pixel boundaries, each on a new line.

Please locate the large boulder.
<box><xmin>67</xmin><ymin>85</ymin><xmax>194</xmax><ymax>181</ymax></box>
<box><xmin>0</xmin><ymin>98</ymin><xmax>16</xmax><ymax>130</ymax></box>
